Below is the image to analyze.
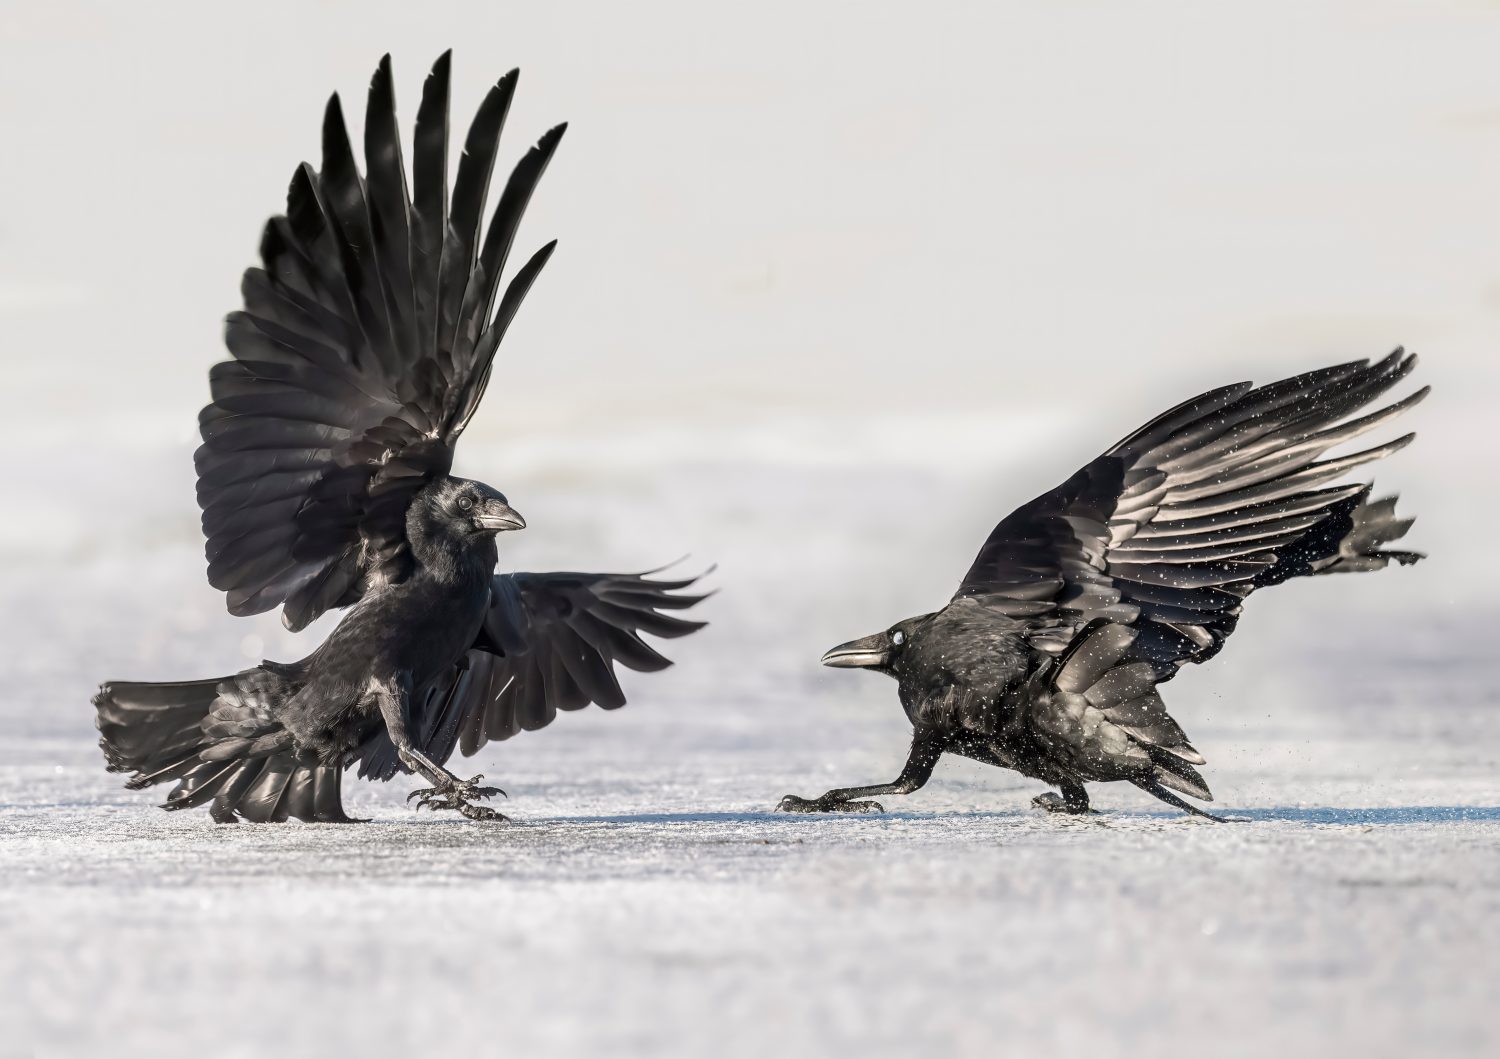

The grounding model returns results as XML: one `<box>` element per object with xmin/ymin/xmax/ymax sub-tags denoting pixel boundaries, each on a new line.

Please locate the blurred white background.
<box><xmin>2</xmin><ymin>3</ymin><xmax>1498</xmax><ymax>1057</ymax></box>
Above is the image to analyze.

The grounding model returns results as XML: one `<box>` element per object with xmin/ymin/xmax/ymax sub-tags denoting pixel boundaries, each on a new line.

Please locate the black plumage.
<box><xmin>780</xmin><ymin>351</ymin><xmax>1425</xmax><ymax>820</ymax></box>
<box><xmin>95</xmin><ymin>53</ymin><xmax>707</xmax><ymax>823</ymax></box>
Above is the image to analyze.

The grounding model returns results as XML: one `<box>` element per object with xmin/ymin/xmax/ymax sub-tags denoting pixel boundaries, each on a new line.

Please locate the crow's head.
<box><xmin>820</xmin><ymin>615</ymin><xmax>929</xmax><ymax>678</ymax></box>
<box><xmin>410</xmin><ymin>477</ymin><xmax>526</xmax><ymax>552</ymax></box>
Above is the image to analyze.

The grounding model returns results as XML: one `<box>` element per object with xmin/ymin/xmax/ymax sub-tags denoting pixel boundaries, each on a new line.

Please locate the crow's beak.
<box><xmin>475</xmin><ymin>500</ymin><xmax>526</xmax><ymax>532</ymax></box>
<box><xmin>820</xmin><ymin>632</ymin><xmax>890</xmax><ymax>669</ymax></box>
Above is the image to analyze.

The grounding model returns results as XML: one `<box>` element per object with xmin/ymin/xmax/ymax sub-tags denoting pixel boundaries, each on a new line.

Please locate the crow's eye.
<box><xmin>891</xmin><ymin>630</ymin><xmax>905</xmax><ymax>646</ymax></box>
<box><xmin>457</xmin><ymin>496</ymin><xmax>474</xmax><ymax>511</ymax></box>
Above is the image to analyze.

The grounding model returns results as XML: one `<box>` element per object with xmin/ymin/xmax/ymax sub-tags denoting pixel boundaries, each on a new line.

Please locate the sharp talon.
<box><xmin>1032</xmin><ymin>791</ymin><xmax>1092</xmax><ymax>815</ymax></box>
<box><xmin>404</xmin><ymin>775</ymin><xmax>510</xmax><ymax>819</ymax></box>
<box><xmin>778</xmin><ymin>795</ymin><xmax>884</xmax><ymax>814</ymax></box>
<box><xmin>458</xmin><ymin>803</ymin><xmax>508</xmax><ymax>823</ymax></box>
<box><xmin>455</xmin><ymin>775</ymin><xmax>503</xmax><ymax>801</ymax></box>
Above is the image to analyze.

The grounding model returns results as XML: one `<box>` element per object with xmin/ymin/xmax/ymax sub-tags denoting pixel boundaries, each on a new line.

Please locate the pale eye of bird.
<box><xmin>457</xmin><ymin>496</ymin><xmax>474</xmax><ymax>511</ymax></box>
<box><xmin>892</xmin><ymin>630</ymin><xmax>905</xmax><ymax>646</ymax></box>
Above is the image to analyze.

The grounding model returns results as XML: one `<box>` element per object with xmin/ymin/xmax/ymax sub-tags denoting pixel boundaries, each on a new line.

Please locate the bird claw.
<box><xmin>451</xmin><ymin>773</ymin><xmax>505</xmax><ymax>801</ymax></box>
<box><xmin>777</xmin><ymin>794</ymin><xmax>884</xmax><ymax>814</ymax></box>
<box><xmin>1031</xmin><ymin>792</ymin><xmax>1091</xmax><ymax>815</ymax></box>
<box><xmin>406</xmin><ymin>774</ymin><xmax>508</xmax><ymax>821</ymax></box>
<box><xmin>458</xmin><ymin>803</ymin><xmax>506</xmax><ymax>822</ymax></box>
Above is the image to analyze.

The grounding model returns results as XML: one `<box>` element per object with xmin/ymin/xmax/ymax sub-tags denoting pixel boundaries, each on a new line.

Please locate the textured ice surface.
<box><xmin>3</xmin><ymin>455</ymin><xmax>1498</xmax><ymax>1059</ymax></box>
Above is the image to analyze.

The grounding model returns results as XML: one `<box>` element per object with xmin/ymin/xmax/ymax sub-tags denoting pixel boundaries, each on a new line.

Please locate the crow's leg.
<box><xmin>369</xmin><ymin>674</ymin><xmax>508</xmax><ymax>822</ymax></box>
<box><xmin>1032</xmin><ymin>779</ymin><xmax>1092</xmax><ymax>814</ymax></box>
<box><xmin>779</xmin><ymin>730</ymin><xmax>942</xmax><ymax>814</ymax></box>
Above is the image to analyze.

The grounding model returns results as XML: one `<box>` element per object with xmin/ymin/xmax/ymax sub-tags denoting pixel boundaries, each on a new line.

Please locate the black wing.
<box><xmin>197</xmin><ymin>53</ymin><xmax>565</xmax><ymax>630</ymax></box>
<box><xmin>957</xmin><ymin>350</ymin><xmax>1426</xmax><ymax>677</ymax></box>
<box><xmin>353</xmin><ymin>569</ymin><xmax>709</xmax><ymax>779</ymax></box>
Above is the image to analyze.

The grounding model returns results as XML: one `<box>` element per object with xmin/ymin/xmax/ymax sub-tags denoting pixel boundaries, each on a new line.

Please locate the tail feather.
<box><xmin>1148</xmin><ymin>745</ymin><xmax>1213</xmax><ymax>801</ymax></box>
<box><xmin>94</xmin><ymin>669</ymin><xmax>352</xmax><ymax>824</ymax></box>
<box><xmin>95</xmin><ymin>678</ymin><xmax>222</xmax><ymax>778</ymax></box>
<box><xmin>238</xmin><ymin>757</ymin><xmax>297</xmax><ymax>823</ymax></box>
<box><xmin>1132</xmin><ymin>777</ymin><xmax>1226</xmax><ymax>821</ymax></box>
<box><xmin>1250</xmin><ymin>488</ymin><xmax>1421</xmax><ymax>589</ymax></box>
<box><xmin>164</xmin><ymin>758</ymin><xmax>248</xmax><ymax>811</ymax></box>
<box><xmin>1315</xmin><ymin>492</ymin><xmax>1423</xmax><ymax>574</ymax></box>
<box><xmin>205</xmin><ymin>759</ymin><xmax>275</xmax><ymax>822</ymax></box>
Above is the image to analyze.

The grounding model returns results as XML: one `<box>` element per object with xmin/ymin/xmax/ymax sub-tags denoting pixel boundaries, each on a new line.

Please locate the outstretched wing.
<box><xmin>956</xmin><ymin>350</ymin><xmax>1426</xmax><ymax>677</ymax></box>
<box><xmin>352</xmin><ymin>569</ymin><xmax>709</xmax><ymax>779</ymax></box>
<box><xmin>196</xmin><ymin>53</ymin><xmax>565</xmax><ymax>630</ymax></box>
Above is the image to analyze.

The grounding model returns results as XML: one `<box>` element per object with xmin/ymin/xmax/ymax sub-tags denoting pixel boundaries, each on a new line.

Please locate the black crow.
<box><xmin>94</xmin><ymin>53</ymin><xmax>708</xmax><ymax>823</ymax></box>
<box><xmin>780</xmin><ymin>352</ymin><xmax>1425</xmax><ymax>820</ymax></box>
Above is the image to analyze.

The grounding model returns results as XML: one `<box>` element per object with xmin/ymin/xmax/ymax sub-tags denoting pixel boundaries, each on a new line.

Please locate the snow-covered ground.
<box><xmin>5</xmin><ymin>2</ymin><xmax>1500</xmax><ymax>1056</ymax></box>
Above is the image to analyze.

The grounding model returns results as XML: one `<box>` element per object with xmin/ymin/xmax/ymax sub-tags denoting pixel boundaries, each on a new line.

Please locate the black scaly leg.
<box><xmin>779</xmin><ymin>730</ymin><xmax>943</xmax><ymax>814</ymax></box>
<box><xmin>369</xmin><ymin>674</ymin><xmax>507</xmax><ymax>822</ymax></box>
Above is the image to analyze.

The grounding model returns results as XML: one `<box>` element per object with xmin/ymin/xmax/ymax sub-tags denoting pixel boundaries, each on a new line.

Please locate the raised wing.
<box><xmin>353</xmin><ymin>569</ymin><xmax>710</xmax><ymax>779</ymax></box>
<box><xmin>956</xmin><ymin>350</ymin><xmax>1426</xmax><ymax>676</ymax></box>
<box><xmin>196</xmin><ymin>53</ymin><xmax>564</xmax><ymax>630</ymax></box>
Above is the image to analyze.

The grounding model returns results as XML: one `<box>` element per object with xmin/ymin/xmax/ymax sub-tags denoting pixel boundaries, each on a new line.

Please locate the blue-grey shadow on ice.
<box><xmin>1225</xmin><ymin>805</ymin><xmax>1500</xmax><ymax>825</ymax></box>
<box><xmin>548</xmin><ymin>806</ymin><xmax>1500</xmax><ymax>828</ymax></box>
<box><xmin>549</xmin><ymin>809</ymin><xmax>1029</xmax><ymax>826</ymax></box>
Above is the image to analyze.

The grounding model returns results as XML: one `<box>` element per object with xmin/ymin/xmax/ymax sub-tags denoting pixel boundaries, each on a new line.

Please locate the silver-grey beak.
<box><xmin>820</xmin><ymin>632</ymin><xmax>890</xmax><ymax>669</ymax></box>
<box><xmin>476</xmin><ymin>502</ymin><xmax>526</xmax><ymax>532</ymax></box>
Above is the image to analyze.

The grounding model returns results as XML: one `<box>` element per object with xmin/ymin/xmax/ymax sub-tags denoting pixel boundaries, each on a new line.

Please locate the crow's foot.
<box><xmin>777</xmin><ymin>794</ymin><xmax>884</xmax><ymax>814</ymax></box>
<box><xmin>408</xmin><ymin>774</ymin><xmax>508</xmax><ymax>822</ymax></box>
<box><xmin>1032</xmin><ymin>792</ymin><xmax>1092</xmax><ymax>815</ymax></box>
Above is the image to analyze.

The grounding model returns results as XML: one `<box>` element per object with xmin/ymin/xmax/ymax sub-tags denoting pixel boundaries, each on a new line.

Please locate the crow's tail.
<box><xmin>1313</xmin><ymin>492</ymin><xmax>1424</xmax><ymax>575</ymax></box>
<box><xmin>93</xmin><ymin>670</ymin><xmax>353</xmax><ymax>823</ymax></box>
<box><xmin>1248</xmin><ymin>488</ymin><xmax>1422</xmax><ymax>589</ymax></box>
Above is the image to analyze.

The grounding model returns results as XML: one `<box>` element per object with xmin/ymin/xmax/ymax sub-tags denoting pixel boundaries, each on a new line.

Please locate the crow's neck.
<box><xmin>407</xmin><ymin>522</ymin><xmax>497</xmax><ymax>587</ymax></box>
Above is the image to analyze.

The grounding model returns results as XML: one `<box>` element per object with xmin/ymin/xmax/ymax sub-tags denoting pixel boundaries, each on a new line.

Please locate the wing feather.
<box><xmin>197</xmin><ymin>54</ymin><xmax>562</xmax><ymax>629</ymax></box>
<box><xmin>368</xmin><ymin>569</ymin><xmax>709</xmax><ymax>765</ymax></box>
<box><xmin>957</xmin><ymin>351</ymin><xmax>1425</xmax><ymax>675</ymax></box>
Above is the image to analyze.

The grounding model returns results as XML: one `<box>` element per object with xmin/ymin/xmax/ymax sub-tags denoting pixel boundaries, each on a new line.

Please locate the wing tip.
<box><xmin>637</xmin><ymin>556</ymin><xmax>717</xmax><ymax>584</ymax></box>
<box><xmin>369</xmin><ymin>54</ymin><xmax>396</xmax><ymax>102</ymax></box>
